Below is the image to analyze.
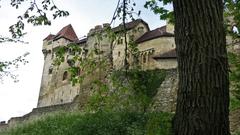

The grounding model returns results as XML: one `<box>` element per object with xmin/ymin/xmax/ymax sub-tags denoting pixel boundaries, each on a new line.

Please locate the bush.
<box><xmin>233</xmin><ymin>130</ymin><xmax>240</xmax><ymax>135</ymax></box>
<box><xmin>2</xmin><ymin>112</ymin><xmax>173</xmax><ymax>135</ymax></box>
<box><xmin>87</xmin><ymin>69</ymin><xmax>166</xmax><ymax>112</ymax></box>
<box><xmin>230</xmin><ymin>96</ymin><xmax>240</xmax><ymax>111</ymax></box>
<box><xmin>228</xmin><ymin>52</ymin><xmax>240</xmax><ymax>100</ymax></box>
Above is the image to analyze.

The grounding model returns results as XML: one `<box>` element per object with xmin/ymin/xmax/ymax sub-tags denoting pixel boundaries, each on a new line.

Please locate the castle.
<box><xmin>38</xmin><ymin>19</ymin><xmax>177</xmax><ymax>108</ymax></box>
<box><xmin>1</xmin><ymin>19</ymin><xmax>240</xmax><ymax>133</ymax></box>
<box><xmin>0</xmin><ymin>19</ymin><xmax>179</xmax><ymax>130</ymax></box>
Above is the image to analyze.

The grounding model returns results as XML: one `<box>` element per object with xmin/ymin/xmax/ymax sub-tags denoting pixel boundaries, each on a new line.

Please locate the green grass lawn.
<box><xmin>1</xmin><ymin>112</ymin><xmax>173</xmax><ymax>135</ymax></box>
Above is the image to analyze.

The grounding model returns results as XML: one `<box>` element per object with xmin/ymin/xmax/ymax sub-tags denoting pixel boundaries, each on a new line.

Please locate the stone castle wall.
<box><xmin>138</xmin><ymin>37</ymin><xmax>176</xmax><ymax>70</ymax></box>
<box><xmin>112</xmin><ymin>23</ymin><xmax>149</xmax><ymax>69</ymax></box>
<box><xmin>1</xmin><ymin>70</ymin><xmax>240</xmax><ymax>133</ymax></box>
<box><xmin>149</xmin><ymin>69</ymin><xmax>178</xmax><ymax>112</ymax></box>
<box><xmin>38</xmin><ymin>21</ymin><xmax>151</xmax><ymax>107</ymax></box>
<box><xmin>38</xmin><ymin>37</ymin><xmax>80</xmax><ymax>107</ymax></box>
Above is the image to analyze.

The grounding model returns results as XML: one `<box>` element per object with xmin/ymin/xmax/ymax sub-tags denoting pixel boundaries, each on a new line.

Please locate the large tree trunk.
<box><xmin>173</xmin><ymin>0</ymin><xmax>230</xmax><ymax>135</ymax></box>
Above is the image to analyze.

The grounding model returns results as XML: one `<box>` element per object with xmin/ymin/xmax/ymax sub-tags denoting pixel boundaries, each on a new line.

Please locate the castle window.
<box><xmin>118</xmin><ymin>38</ymin><xmax>123</xmax><ymax>44</ymax></box>
<box><xmin>47</xmin><ymin>41</ymin><xmax>52</xmax><ymax>45</ymax></box>
<box><xmin>143</xmin><ymin>55</ymin><xmax>147</xmax><ymax>63</ymax></box>
<box><xmin>118</xmin><ymin>51</ymin><xmax>121</xmax><ymax>57</ymax></box>
<box><xmin>127</xmin><ymin>53</ymin><xmax>130</xmax><ymax>58</ymax></box>
<box><xmin>77</xmin><ymin>68</ymin><xmax>81</xmax><ymax>76</ymax></box>
<box><xmin>62</xmin><ymin>71</ymin><xmax>68</xmax><ymax>81</ymax></box>
<box><xmin>48</xmin><ymin>66</ymin><xmax>53</xmax><ymax>74</ymax></box>
<box><xmin>129</xmin><ymin>35</ymin><xmax>135</xmax><ymax>41</ymax></box>
<box><xmin>138</xmin><ymin>27</ymin><xmax>144</xmax><ymax>32</ymax></box>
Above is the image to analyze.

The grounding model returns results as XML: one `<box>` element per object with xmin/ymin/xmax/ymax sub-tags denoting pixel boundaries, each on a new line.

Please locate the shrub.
<box><xmin>2</xmin><ymin>112</ymin><xmax>173</xmax><ymax>135</ymax></box>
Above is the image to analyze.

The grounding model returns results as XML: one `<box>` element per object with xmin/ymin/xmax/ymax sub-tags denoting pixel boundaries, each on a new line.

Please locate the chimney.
<box><xmin>95</xmin><ymin>25</ymin><xmax>102</xmax><ymax>30</ymax></box>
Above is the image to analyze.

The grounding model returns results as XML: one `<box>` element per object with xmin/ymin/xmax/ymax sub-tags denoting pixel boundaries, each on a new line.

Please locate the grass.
<box><xmin>1</xmin><ymin>112</ymin><xmax>173</xmax><ymax>135</ymax></box>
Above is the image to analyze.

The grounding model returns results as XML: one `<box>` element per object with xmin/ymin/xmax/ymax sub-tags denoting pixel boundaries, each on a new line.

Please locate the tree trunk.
<box><xmin>173</xmin><ymin>0</ymin><xmax>230</xmax><ymax>135</ymax></box>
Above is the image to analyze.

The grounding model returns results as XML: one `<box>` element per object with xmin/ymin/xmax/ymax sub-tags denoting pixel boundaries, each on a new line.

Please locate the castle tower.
<box><xmin>37</xmin><ymin>24</ymin><xmax>80</xmax><ymax>107</ymax></box>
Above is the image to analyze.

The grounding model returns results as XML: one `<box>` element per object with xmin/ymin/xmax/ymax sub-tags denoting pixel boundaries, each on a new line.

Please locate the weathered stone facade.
<box><xmin>38</xmin><ymin>19</ymin><xmax>177</xmax><ymax>108</ymax></box>
<box><xmin>138</xmin><ymin>36</ymin><xmax>176</xmax><ymax>70</ymax></box>
<box><xmin>149</xmin><ymin>69</ymin><xmax>178</xmax><ymax>112</ymax></box>
<box><xmin>38</xmin><ymin>25</ymin><xmax>80</xmax><ymax>107</ymax></box>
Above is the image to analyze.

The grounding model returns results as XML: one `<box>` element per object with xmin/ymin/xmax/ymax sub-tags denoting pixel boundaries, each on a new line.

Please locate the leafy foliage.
<box><xmin>230</xmin><ymin>96</ymin><xmax>240</xmax><ymax>111</ymax></box>
<box><xmin>233</xmin><ymin>130</ymin><xmax>240</xmax><ymax>135</ymax></box>
<box><xmin>1</xmin><ymin>112</ymin><xmax>173</xmax><ymax>135</ymax></box>
<box><xmin>144</xmin><ymin>0</ymin><xmax>240</xmax><ymax>39</ymax></box>
<box><xmin>0</xmin><ymin>52</ymin><xmax>29</xmax><ymax>83</ymax></box>
<box><xmin>1</xmin><ymin>0</ymin><xmax>69</xmax><ymax>42</ymax></box>
<box><xmin>113</xmin><ymin>0</ymin><xmax>141</xmax><ymax>22</ymax></box>
<box><xmin>224</xmin><ymin>0</ymin><xmax>240</xmax><ymax>38</ymax></box>
<box><xmin>0</xmin><ymin>0</ymin><xmax>69</xmax><ymax>81</ymax></box>
<box><xmin>228</xmin><ymin>52</ymin><xmax>240</xmax><ymax>100</ymax></box>
<box><xmin>144</xmin><ymin>0</ymin><xmax>173</xmax><ymax>23</ymax></box>
<box><xmin>86</xmin><ymin>69</ymin><xmax>167</xmax><ymax>112</ymax></box>
<box><xmin>228</xmin><ymin>52</ymin><xmax>240</xmax><ymax>111</ymax></box>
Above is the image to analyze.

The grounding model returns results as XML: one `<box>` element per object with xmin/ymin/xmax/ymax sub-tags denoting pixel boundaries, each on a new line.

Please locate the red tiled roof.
<box><xmin>136</xmin><ymin>26</ymin><xmax>174</xmax><ymax>43</ymax></box>
<box><xmin>153</xmin><ymin>49</ymin><xmax>177</xmax><ymax>59</ymax></box>
<box><xmin>43</xmin><ymin>34</ymin><xmax>55</xmax><ymax>41</ymax></box>
<box><xmin>53</xmin><ymin>24</ymin><xmax>78</xmax><ymax>42</ymax></box>
<box><xmin>112</xmin><ymin>19</ymin><xmax>150</xmax><ymax>32</ymax></box>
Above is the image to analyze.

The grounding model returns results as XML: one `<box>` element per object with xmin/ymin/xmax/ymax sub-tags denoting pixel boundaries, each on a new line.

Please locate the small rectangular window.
<box><xmin>48</xmin><ymin>66</ymin><xmax>53</xmax><ymax>74</ymax></box>
<box><xmin>47</xmin><ymin>41</ymin><xmax>52</xmax><ymax>45</ymax></box>
<box><xmin>138</xmin><ymin>27</ymin><xmax>144</xmax><ymax>32</ymax></box>
<box><xmin>143</xmin><ymin>55</ymin><xmax>147</xmax><ymax>63</ymax></box>
<box><xmin>129</xmin><ymin>35</ymin><xmax>135</xmax><ymax>41</ymax></box>
<box><xmin>118</xmin><ymin>38</ymin><xmax>123</xmax><ymax>44</ymax></box>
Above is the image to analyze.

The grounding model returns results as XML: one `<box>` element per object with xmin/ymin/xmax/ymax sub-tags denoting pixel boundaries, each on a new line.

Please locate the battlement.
<box><xmin>87</xmin><ymin>23</ymin><xmax>111</xmax><ymax>36</ymax></box>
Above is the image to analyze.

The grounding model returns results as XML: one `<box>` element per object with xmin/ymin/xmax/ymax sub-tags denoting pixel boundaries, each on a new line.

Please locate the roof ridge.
<box><xmin>135</xmin><ymin>25</ymin><xmax>174</xmax><ymax>43</ymax></box>
<box><xmin>53</xmin><ymin>24</ymin><xmax>78</xmax><ymax>41</ymax></box>
<box><xmin>112</xmin><ymin>18</ymin><xmax>149</xmax><ymax>32</ymax></box>
<box><xmin>43</xmin><ymin>34</ymin><xmax>55</xmax><ymax>41</ymax></box>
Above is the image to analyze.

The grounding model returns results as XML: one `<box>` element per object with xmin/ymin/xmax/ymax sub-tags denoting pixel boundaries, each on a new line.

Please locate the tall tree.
<box><xmin>145</xmin><ymin>0</ymin><xmax>230</xmax><ymax>134</ymax></box>
<box><xmin>173</xmin><ymin>0</ymin><xmax>230</xmax><ymax>134</ymax></box>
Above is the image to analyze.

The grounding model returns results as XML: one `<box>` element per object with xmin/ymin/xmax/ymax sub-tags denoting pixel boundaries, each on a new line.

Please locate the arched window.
<box><xmin>118</xmin><ymin>51</ymin><xmax>121</xmax><ymax>57</ymax></box>
<box><xmin>117</xmin><ymin>38</ymin><xmax>123</xmax><ymax>44</ymax></box>
<box><xmin>77</xmin><ymin>68</ymin><xmax>81</xmax><ymax>76</ymax></box>
<box><xmin>138</xmin><ymin>26</ymin><xmax>144</xmax><ymax>32</ymax></box>
<box><xmin>62</xmin><ymin>71</ymin><xmax>68</xmax><ymax>81</ymax></box>
<box><xmin>48</xmin><ymin>67</ymin><xmax>53</xmax><ymax>74</ymax></box>
<box><xmin>143</xmin><ymin>55</ymin><xmax>147</xmax><ymax>63</ymax></box>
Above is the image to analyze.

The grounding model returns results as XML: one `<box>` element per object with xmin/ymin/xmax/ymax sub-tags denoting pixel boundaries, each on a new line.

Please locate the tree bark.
<box><xmin>173</xmin><ymin>0</ymin><xmax>230</xmax><ymax>135</ymax></box>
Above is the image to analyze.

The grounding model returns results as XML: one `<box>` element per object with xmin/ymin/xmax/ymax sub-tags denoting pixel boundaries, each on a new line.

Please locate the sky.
<box><xmin>0</xmin><ymin>0</ymin><xmax>167</xmax><ymax>122</ymax></box>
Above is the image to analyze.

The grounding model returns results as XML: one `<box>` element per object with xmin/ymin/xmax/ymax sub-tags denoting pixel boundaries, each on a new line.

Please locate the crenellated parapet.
<box><xmin>87</xmin><ymin>23</ymin><xmax>111</xmax><ymax>38</ymax></box>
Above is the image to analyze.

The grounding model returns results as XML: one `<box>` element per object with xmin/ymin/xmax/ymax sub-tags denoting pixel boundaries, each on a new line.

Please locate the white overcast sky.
<box><xmin>0</xmin><ymin>0</ymin><xmax>167</xmax><ymax>121</ymax></box>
